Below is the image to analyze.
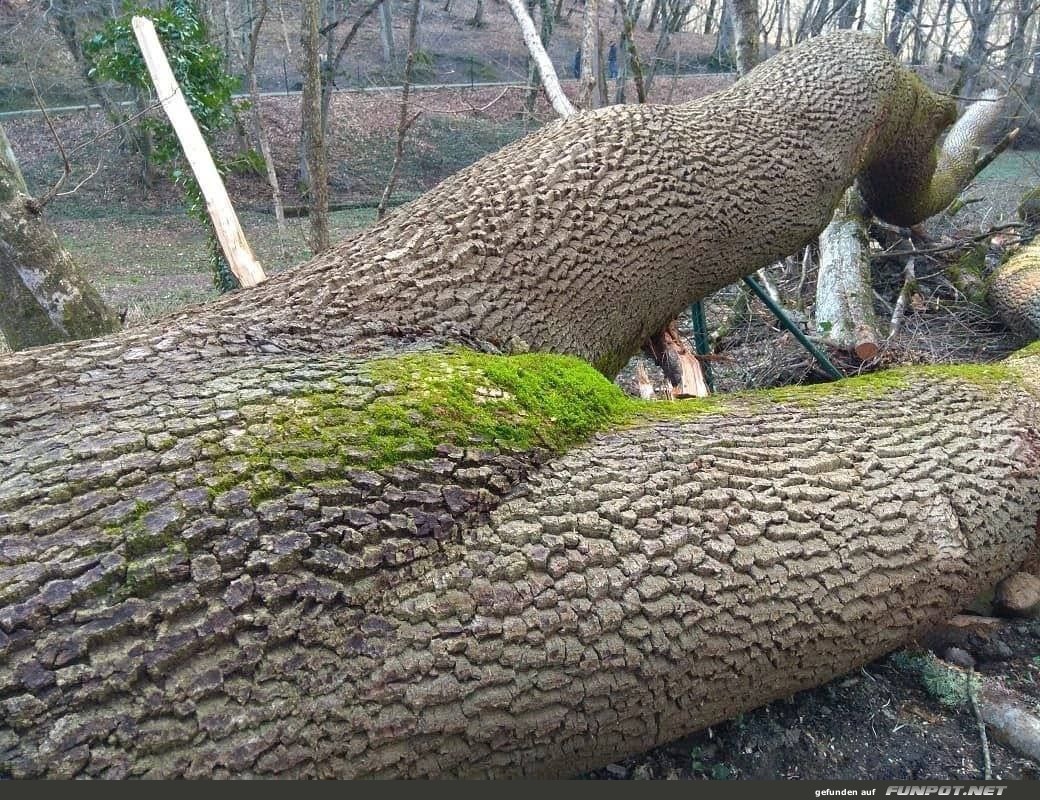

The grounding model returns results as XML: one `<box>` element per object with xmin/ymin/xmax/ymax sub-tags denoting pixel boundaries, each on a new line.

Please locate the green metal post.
<box><xmin>688</xmin><ymin>300</ymin><xmax>714</xmax><ymax>393</ymax></box>
<box><xmin>742</xmin><ymin>275</ymin><xmax>843</xmax><ymax>381</ymax></box>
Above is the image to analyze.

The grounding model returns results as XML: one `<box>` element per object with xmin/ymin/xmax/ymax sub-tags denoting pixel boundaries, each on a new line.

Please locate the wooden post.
<box><xmin>131</xmin><ymin>16</ymin><xmax>267</xmax><ymax>288</ymax></box>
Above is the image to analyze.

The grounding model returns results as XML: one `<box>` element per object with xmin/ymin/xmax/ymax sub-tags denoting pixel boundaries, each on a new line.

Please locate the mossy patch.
<box><xmin>757</xmin><ymin>362</ymin><xmax>1014</xmax><ymax>408</ymax></box>
<box><xmin>266</xmin><ymin>351</ymin><xmax>636</xmax><ymax>473</ymax></box>
<box><xmin>890</xmin><ymin>649</ymin><xmax>981</xmax><ymax>709</ymax></box>
<box><xmin>200</xmin><ymin>350</ymin><xmax>1022</xmax><ymax>507</ymax></box>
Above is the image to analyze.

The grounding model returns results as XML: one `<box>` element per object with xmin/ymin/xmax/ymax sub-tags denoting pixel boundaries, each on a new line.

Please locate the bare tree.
<box><xmin>377</xmin><ymin>0</ymin><xmax>423</xmax><ymax>218</ymax></box>
<box><xmin>727</xmin><ymin>0</ymin><xmax>760</xmax><ymax>73</ymax></box>
<box><xmin>301</xmin><ymin>0</ymin><xmax>331</xmax><ymax>253</ymax></box>
<box><xmin>959</xmin><ymin>0</ymin><xmax>1005</xmax><ymax>96</ymax></box>
<box><xmin>380</xmin><ymin>0</ymin><xmax>397</xmax><ymax>64</ymax></box>
<box><xmin>579</xmin><ymin>0</ymin><xmax>600</xmax><ymax>108</ymax></box>
<box><xmin>886</xmin><ymin>0</ymin><xmax>914</xmax><ymax>56</ymax></box>
<box><xmin>245</xmin><ymin>0</ymin><xmax>286</xmax><ymax>231</ymax></box>
<box><xmin>46</xmin><ymin>1</ymin><xmax>132</xmax><ymax>147</ymax></box>
<box><xmin>506</xmin><ymin>0</ymin><xmax>576</xmax><ymax>117</ymax></box>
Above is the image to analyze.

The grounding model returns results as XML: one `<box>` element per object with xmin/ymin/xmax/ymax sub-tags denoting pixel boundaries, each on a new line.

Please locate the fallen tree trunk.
<box><xmin>2</xmin><ymin>32</ymin><xmax>1038</xmax><ymax>778</ymax></box>
<box><xmin>990</xmin><ymin>195</ymin><xmax>1040</xmax><ymax>339</ymax></box>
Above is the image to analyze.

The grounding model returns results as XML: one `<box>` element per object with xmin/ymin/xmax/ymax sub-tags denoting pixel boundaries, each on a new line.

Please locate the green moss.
<box><xmin>760</xmin><ymin>369</ymin><xmax>912</xmax><ymax>407</ymax></box>
<box><xmin>1010</xmin><ymin>340</ymin><xmax>1040</xmax><ymax>359</ymax></box>
<box><xmin>295</xmin><ymin>351</ymin><xmax>636</xmax><ymax>466</ymax></box>
<box><xmin>757</xmin><ymin>362</ymin><xmax>1014</xmax><ymax>408</ymax></box>
<box><xmin>890</xmin><ymin>649</ymin><xmax>980</xmax><ymax>709</ymax></box>
<box><xmin>201</xmin><ymin>350</ymin><xmax>1022</xmax><ymax>508</ymax></box>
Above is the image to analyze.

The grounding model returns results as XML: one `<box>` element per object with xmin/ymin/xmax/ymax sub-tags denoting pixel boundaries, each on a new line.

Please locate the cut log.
<box><xmin>991</xmin><ymin>191</ymin><xmax>1040</xmax><ymax>338</ymax></box>
<box><xmin>815</xmin><ymin>187</ymin><xmax>881</xmax><ymax>359</ymax></box>
<box><xmin>980</xmin><ymin>682</ymin><xmax>1040</xmax><ymax>764</ymax></box>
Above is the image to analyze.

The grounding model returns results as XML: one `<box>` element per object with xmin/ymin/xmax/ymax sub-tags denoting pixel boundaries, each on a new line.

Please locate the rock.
<box><xmin>631</xmin><ymin>764</ymin><xmax>653</xmax><ymax>780</ymax></box>
<box><xmin>942</xmin><ymin>647</ymin><xmax>975</xmax><ymax>669</ymax></box>
<box><xmin>605</xmin><ymin>763</ymin><xmax>628</xmax><ymax>778</ymax></box>
<box><xmin>995</xmin><ymin>572</ymin><xmax>1040</xmax><ymax>617</ymax></box>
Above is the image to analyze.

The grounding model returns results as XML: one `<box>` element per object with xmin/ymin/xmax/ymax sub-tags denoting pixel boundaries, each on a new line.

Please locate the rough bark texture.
<box><xmin>3</xmin><ymin>32</ymin><xmax>1037</xmax><ymax>779</ymax></box>
<box><xmin>0</xmin><ymin>125</ymin><xmax>121</xmax><ymax>351</ymax></box>
<box><xmin>856</xmin><ymin>88</ymin><xmax>1003</xmax><ymax>227</ymax></box>
<box><xmin>990</xmin><ymin>235</ymin><xmax>1040</xmax><ymax>338</ymax></box>
<box><xmin>815</xmin><ymin>187</ymin><xmax>879</xmax><ymax>358</ymax></box>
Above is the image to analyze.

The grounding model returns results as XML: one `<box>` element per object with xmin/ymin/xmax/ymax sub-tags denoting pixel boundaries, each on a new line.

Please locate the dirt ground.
<box><xmin>583</xmin><ymin>620</ymin><xmax>1040</xmax><ymax>780</ymax></box>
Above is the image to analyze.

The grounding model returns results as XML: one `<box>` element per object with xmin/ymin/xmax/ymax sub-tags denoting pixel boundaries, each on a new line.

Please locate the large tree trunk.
<box><xmin>0</xmin><ymin>124</ymin><xmax>121</xmax><ymax>351</ymax></box>
<box><xmin>2</xmin><ymin>33</ymin><xmax>1032</xmax><ymax>778</ymax></box>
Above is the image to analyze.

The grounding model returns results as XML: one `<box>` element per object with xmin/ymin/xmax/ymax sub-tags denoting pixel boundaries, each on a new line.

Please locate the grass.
<box><xmin>51</xmin><ymin>207</ymin><xmax>378</xmax><ymax>320</ymax></box>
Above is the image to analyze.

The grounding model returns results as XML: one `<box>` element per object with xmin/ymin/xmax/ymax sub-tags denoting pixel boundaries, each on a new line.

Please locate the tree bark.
<box><xmin>0</xmin><ymin>123</ymin><xmax>120</xmax><ymax>351</ymax></box>
<box><xmin>4</xmin><ymin>32</ymin><xmax>1033</xmax><ymax>778</ymax></box>
<box><xmin>885</xmin><ymin>0</ymin><xmax>914</xmax><ymax>56</ymax></box>
<box><xmin>727</xmin><ymin>0</ymin><xmax>761</xmax><ymax>74</ymax></box>
<box><xmin>379</xmin><ymin>0</ymin><xmax>397</xmax><ymax>64</ymax></box>
<box><xmin>815</xmin><ymin>187</ymin><xmax>880</xmax><ymax>358</ymax></box>
<box><xmin>301</xmin><ymin>0</ymin><xmax>331</xmax><ymax>254</ymax></box>
<box><xmin>578</xmin><ymin>0</ymin><xmax>599</xmax><ymax>109</ymax></box>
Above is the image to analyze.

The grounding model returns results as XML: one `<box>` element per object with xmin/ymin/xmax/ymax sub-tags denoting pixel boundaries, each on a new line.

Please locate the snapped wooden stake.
<box><xmin>131</xmin><ymin>16</ymin><xmax>267</xmax><ymax>288</ymax></box>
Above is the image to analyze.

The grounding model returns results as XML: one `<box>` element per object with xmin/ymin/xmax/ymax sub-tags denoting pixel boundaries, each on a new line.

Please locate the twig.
<box><xmin>412</xmin><ymin>85</ymin><xmax>515</xmax><ymax>116</ymax></box>
<box><xmin>27</xmin><ymin>69</ymin><xmax>69</xmax><ymax>212</ymax></box>
<box><xmin>967</xmin><ymin>668</ymin><xmax>992</xmax><ymax>781</ymax></box>
<box><xmin>971</xmin><ymin>127</ymin><xmax>1019</xmax><ymax>179</ymax></box>
<box><xmin>795</xmin><ymin>246</ymin><xmax>812</xmax><ymax>304</ymax></box>
<box><xmin>56</xmin><ymin>159</ymin><xmax>103</xmax><ymax>198</ymax></box>
<box><xmin>65</xmin><ymin>97</ymin><xmax>168</xmax><ymax>160</ymax></box>
<box><xmin>875</xmin><ymin>223</ymin><xmax>1022</xmax><ymax>259</ymax></box>
<box><xmin>377</xmin><ymin>0</ymin><xmax>422</xmax><ymax>220</ymax></box>
<box><xmin>890</xmin><ymin>257</ymin><xmax>917</xmax><ymax>338</ymax></box>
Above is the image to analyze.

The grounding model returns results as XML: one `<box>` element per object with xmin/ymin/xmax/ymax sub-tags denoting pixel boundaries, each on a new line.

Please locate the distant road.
<box><xmin>0</xmin><ymin>73</ymin><xmax>736</xmax><ymax>119</ymax></box>
<box><xmin>0</xmin><ymin>80</ymin><xmax>542</xmax><ymax>120</ymax></box>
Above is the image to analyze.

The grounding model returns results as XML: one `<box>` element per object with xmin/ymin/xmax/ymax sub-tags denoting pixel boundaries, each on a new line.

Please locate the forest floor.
<box><xmin>3</xmin><ymin>77</ymin><xmax>1040</xmax><ymax>779</ymax></box>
